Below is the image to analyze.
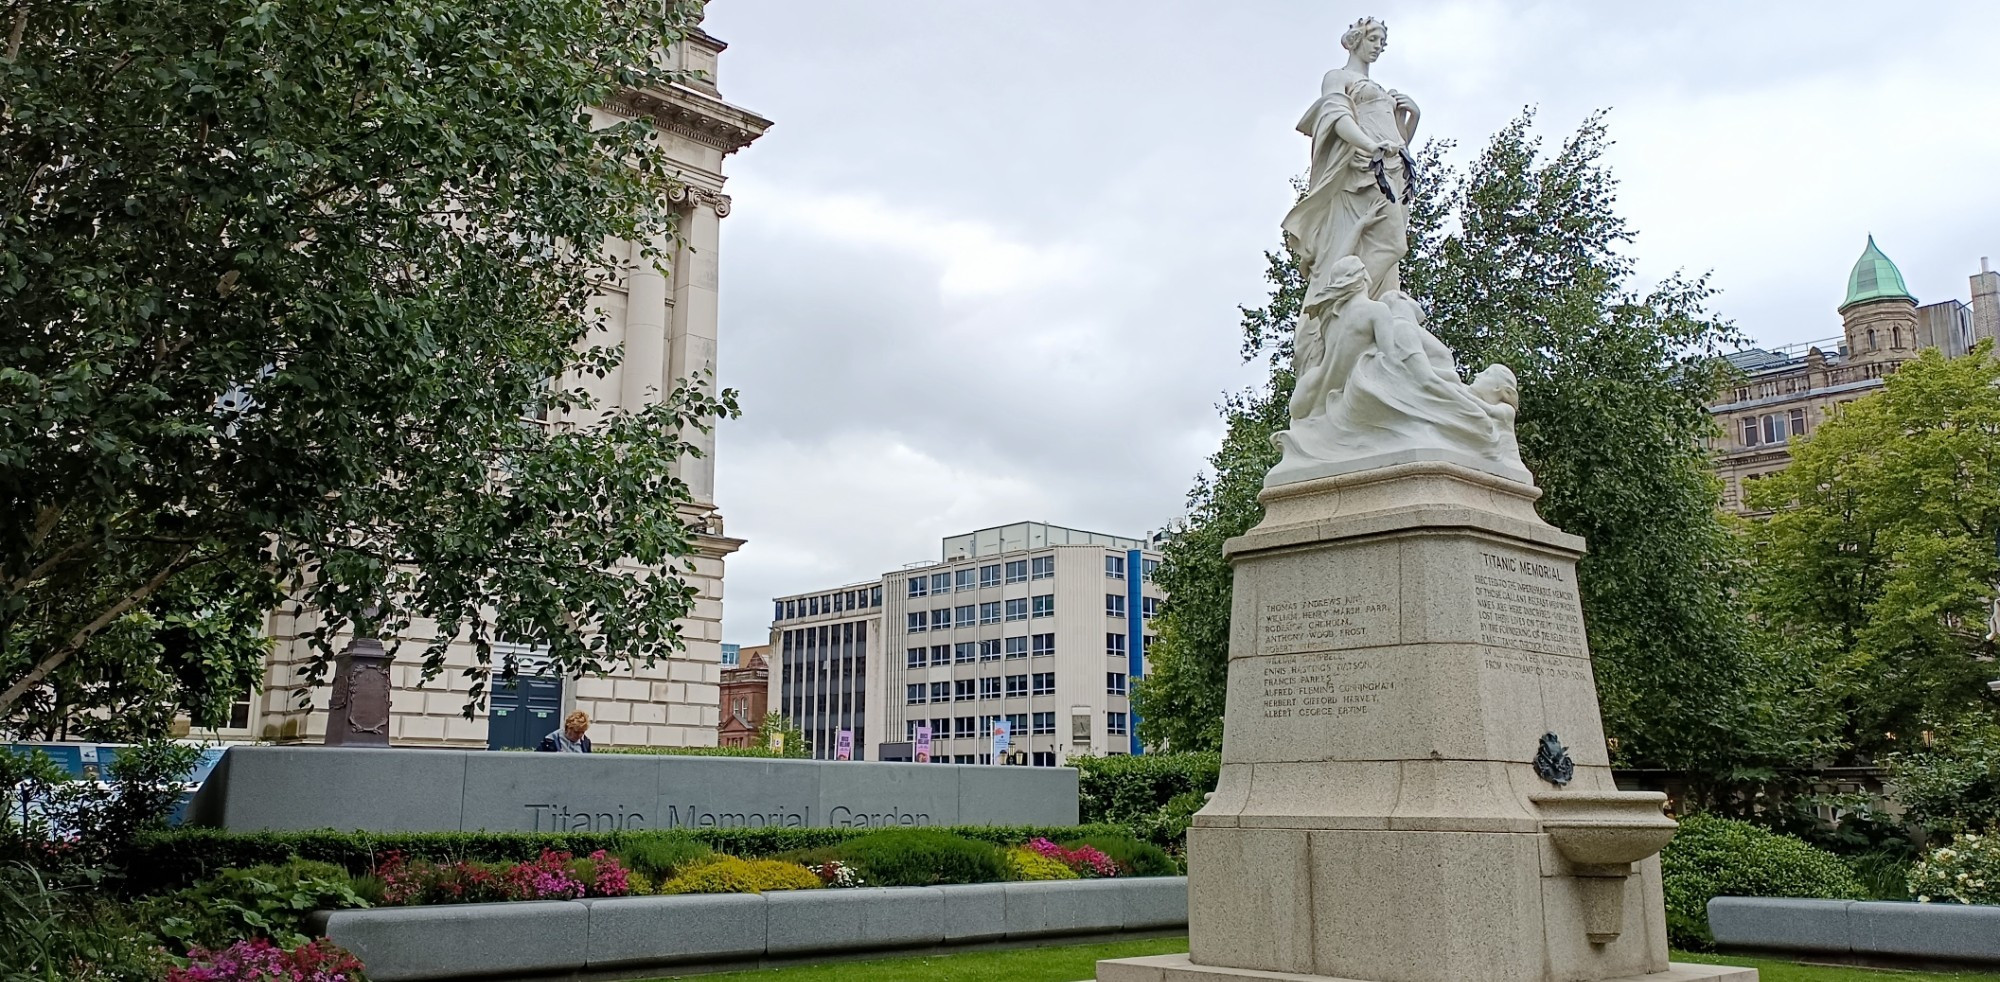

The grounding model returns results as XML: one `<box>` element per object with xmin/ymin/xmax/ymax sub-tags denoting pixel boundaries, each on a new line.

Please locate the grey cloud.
<box><xmin>704</xmin><ymin>0</ymin><xmax>1998</xmax><ymax>643</ymax></box>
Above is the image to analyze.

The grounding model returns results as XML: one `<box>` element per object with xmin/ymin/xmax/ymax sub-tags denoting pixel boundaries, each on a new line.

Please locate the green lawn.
<box><xmin>640</xmin><ymin>938</ymin><xmax>2000</xmax><ymax>982</ymax></box>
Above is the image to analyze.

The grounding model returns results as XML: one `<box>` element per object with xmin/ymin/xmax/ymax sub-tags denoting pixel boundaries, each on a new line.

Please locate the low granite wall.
<box><xmin>1708</xmin><ymin>897</ymin><xmax>2000</xmax><ymax>968</ymax></box>
<box><xmin>308</xmin><ymin>877</ymin><xmax>1189</xmax><ymax>981</ymax></box>
<box><xmin>190</xmin><ymin>747</ymin><xmax>1078</xmax><ymax>833</ymax></box>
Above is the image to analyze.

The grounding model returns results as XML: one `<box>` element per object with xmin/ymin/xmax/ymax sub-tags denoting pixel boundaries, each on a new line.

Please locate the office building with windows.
<box><xmin>768</xmin><ymin>581</ymin><xmax>885</xmax><ymax>760</ymax></box>
<box><xmin>763</xmin><ymin>523</ymin><xmax>1164</xmax><ymax>766</ymax></box>
<box><xmin>788</xmin><ymin>523</ymin><xmax>1167</xmax><ymax>768</ymax></box>
<box><xmin>1710</xmin><ymin>239</ymin><xmax>2000</xmax><ymax>513</ymax></box>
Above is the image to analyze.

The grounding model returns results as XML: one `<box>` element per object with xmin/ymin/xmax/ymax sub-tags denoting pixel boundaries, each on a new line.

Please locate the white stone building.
<box><xmin>200</xmin><ymin>23</ymin><xmax>769</xmax><ymax>750</ymax></box>
<box><xmin>768</xmin><ymin>522</ymin><xmax>1164</xmax><ymax>765</ymax></box>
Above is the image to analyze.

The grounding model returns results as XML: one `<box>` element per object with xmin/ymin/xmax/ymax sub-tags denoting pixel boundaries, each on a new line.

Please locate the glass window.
<box><xmin>1141</xmin><ymin>558</ymin><xmax>1159</xmax><ymax>581</ymax></box>
<box><xmin>1032</xmin><ymin>711</ymin><xmax>1056</xmax><ymax>735</ymax></box>
<box><xmin>871</xmin><ymin>586</ymin><xmax>882</xmax><ymax>607</ymax></box>
<box><xmin>1032</xmin><ymin>672</ymin><xmax>1056</xmax><ymax>695</ymax></box>
<box><xmin>1031</xmin><ymin>594</ymin><xmax>1055</xmax><ymax>617</ymax></box>
<box><xmin>954</xmin><ymin>717</ymin><xmax>977</xmax><ymax>738</ymax></box>
<box><xmin>774</xmin><ymin>600</ymin><xmax>785</xmax><ymax>621</ymax></box>
<box><xmin>907</xmin><ymin>647</ymin><xmax>924</xmax><ymax>668</ymax></box>
<box><xmin>1141</xmin><ymin>596</ymin><xmax>1158</xmax><ymax>619</ymax></box>
<box><xmin>980</xmin><ymin>564</ymin><xmax>1001</xmax><ymax>588</ymax></box>
<box><xmin>1105</xmin><ymin>594</ymin><xmax>1126</xmax><ymax>617</ymax></box>
<box><xmin>907</xmin><ymin>612</ymin><xmax>926</xmax><ymax>633</ymax></box>
<box><xmin>979</xmin><ymin>601</ymin><xmax>1001</xmax><ymax>624</ymax></box>
<box><xmin>906</xmin><ymin>720</ymin><xmax>919</xmax><ymax>740</ymax></box>
<box><xmin>980</xmin><ymin>639</ymin><xmax>1002</xmax><ymax>661</ymax></box>
<box><xmin>955</xmin><ymin>679</ymin><xmax>976</xmax><ymax>701</ymax></box>
<box><xmin>1004</xmin><ymin>636</ymin><xmax>1029</xmax><ymax>658</ymax></box>
<box><xmin>980</xmin><ymin>677</ymin><xmax>1002</xmax><ymax>699</ymax></box>
<box><xmin>1789</xmin><ymin>408</ymin><xmax>1807</xmax><ymax>437</ymax></box>
<box><xmin>1004</xmin><ymin>560</ymin><xmax>1028</xmax><ymax>583</ymax></box>
<box><xmin>931</xmin><ymin>644</ymin><xmax>951</xmax><ymax>666</ymax></box>
<box><xmin>1105</xmin><ymin>555</ymin><xmax>1126</xmax><ymax>579</ymax></box>
<box><xmin>1107</xmin><ymin>633</ymin><xmax>1127</xmax><ymax>657</ymax></box>
<box><xmin>1107</xmin><ymin>712</ymin><xmax>1128</xmax><ymax>736</ymax></box>
<box><xmin>1031</xmin><ymin>555</ymin><xmax>1055</xmax><ymax>579</ymax></box>
<box><xmin>1004</xmin><ymin>598</ymin><xmax>1028</xmax><ymax>621</ymax></box>
<box><xmin>1005</xmin><ymin>674</ymin><xmax>1028</xmax><ymax>697</ymax></box>
<box><xmin>956</xmin><ymin>568</ymin><xmax>977</xmax><ymax>592</ymax></box>
<box><xmin>931</xmin><ymin>607</ymin><xmax>951</xmax><ymax>628</ymax></box>
<box><xmin>1032</xmin><ymin>751</ymin><xmax>1056</xmax><ymax>767</ymax></box>
<box><xmin>1008</xmin><ymin>712</ymin><xmax>1028</xmax><ymax>734</ymax></box>
<box><xmin>907</xmin><ymin>683</ymin><xmax>926</xmax><ymax>704</ymax></box>
<box><xmin>1762</xmin><ymin>414</ymin><xmax>1784</xmax><ymax>446</ymax></box>
<box><xmin>1107</xmin><ymin>672</ymin><xmax>1127</xmax><ymax>695</ymax></box>
<box><xmin>808</xmin><ymin>596</ymin><xmax>819</xmax><ymax>616</ymax></box>
<box><xmin>955</xmin><ymin>605</ymin><xmax>977</xmax><ymax>627</ymax></box>
<box><xmin>955</xmin><ymin>642</ymin><xmax>977</xmax><ymax>664</ymax></box>
<box><xmin>1032</xmin><ymin>634</ymin><xmax>1056</xmax><ymax>657</ymax></box>
<box><xmin>909</xmin><ymin>576</ymin><xmax>928</xmax><ymax>598</ymax></box>
<box><xmin>931</xmin><ymin>572</ymin><xmax>953</xmax><ymax>594</ymax></box>
<box><xmin>930</xmin><ymin>681</ymin><xmax>951</xmax><ymax>702</ymax></box>
<box><xmin>1740</xmin><ymin>417</ymin><xmax>1758</xmax><ymax>447</ymax></box>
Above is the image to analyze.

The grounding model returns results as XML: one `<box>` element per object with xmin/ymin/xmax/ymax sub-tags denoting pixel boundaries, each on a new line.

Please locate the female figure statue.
<box><xmin>1269</xmin><ymin>16</ymin><xmax>1529</xmax><ymax>487</ymax></box>
<box><xmin>1284</xmin><ymin>16</ymin><xmax>1419</xmax><ymax>310</ymax></box>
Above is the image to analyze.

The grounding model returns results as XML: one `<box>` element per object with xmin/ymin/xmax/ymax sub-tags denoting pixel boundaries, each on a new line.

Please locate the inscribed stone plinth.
<box><xmin>1098</xmin><ymin>461</ymin><xmax>1754</xmax><ymax>982</ymax></box>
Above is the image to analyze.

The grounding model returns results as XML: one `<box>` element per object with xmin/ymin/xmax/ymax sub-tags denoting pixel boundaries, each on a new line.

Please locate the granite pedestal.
<box><xmin>1098</xmin><ymin>462</ymin><xmax>1755</xmax><ymax>982</ymax></box>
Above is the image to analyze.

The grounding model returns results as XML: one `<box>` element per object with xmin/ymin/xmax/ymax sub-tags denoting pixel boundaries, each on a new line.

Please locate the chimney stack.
<box><xmin>1973</xmin><ymin>257</ymin><xmax>2000</xmax><ymax>348</ymax></box>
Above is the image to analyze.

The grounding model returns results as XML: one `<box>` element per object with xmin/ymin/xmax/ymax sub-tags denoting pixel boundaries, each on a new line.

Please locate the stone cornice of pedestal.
<box><xmin>1234</xmin><ymin>459</ymin><xmax>1584</xmax><ymax>560</ymax></box>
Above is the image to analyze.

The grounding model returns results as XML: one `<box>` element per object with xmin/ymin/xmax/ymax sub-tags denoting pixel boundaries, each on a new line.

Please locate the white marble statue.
<box><xmin>1268</xmin><ymin>16</ymin><xmax>1528</xmax><ymax>487</ymax></box>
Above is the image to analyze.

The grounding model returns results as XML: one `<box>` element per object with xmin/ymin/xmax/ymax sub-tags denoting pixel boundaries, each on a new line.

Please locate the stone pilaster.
<box><xmin>667</xmin><ymin>188</ymin><xmax>727</xmax><ymax>507</ymax></box>
<box><xmin>619</xmin><ymin>234</ymin><xmax>671</xmax><ymax>410</ymax></box>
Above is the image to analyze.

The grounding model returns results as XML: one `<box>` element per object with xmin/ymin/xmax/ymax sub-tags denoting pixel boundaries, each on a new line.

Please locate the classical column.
<box><xmin>667</xmin><ymin>189</ymin><xmax>727</xmax><ymax>506</ymax></box>
<box><xmin>619</xmin><ymin>234</ymin><xmax>671</xmax><ymax>411</ymax></box>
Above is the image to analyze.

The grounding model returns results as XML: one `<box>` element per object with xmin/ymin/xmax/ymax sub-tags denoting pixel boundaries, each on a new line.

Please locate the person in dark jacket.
<box><xmin>537</xmin><ymin>710</ymin><xmax>593</xmax><ymax>753</ymax></box>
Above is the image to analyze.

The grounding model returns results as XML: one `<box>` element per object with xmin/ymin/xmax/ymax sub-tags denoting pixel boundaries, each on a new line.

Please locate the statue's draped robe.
<box><xmin>1283</xmin><ymin>70</ymin><xmax>1409</xmax><ymax>310</ymax></box>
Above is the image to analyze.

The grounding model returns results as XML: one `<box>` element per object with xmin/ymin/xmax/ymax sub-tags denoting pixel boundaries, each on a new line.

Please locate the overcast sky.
<box><xmin>698</xmin><ymin>0</ymin><xmax>2000</xmax><ymax>646</ymax></box>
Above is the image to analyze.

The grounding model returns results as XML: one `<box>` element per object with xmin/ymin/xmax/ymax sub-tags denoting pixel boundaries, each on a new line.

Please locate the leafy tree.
<box><xmin>1</xmin><ymin>0</ymin><xmax>733</xmax><ymax>728</ymax></box>
<box><xmin>756</xmin><ymin>713</ymin><xmax>811</xmax><ymax>759</ymax></box>
<box><xmin>1745</xmin><ymin>345</ymin><xmax>2000</xmax><ymax>764</ymax></box>
<box><xmin>1141</xmin><ymin>113</ymin><xmax>1813</xmax><ymax>792</ymax></box>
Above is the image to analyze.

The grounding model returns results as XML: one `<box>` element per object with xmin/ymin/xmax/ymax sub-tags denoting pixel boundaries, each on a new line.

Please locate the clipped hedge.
<box><xmin>1660</xmin><ymin>813</ymin><xmax>1867</xmax><ymax>949</ymax></box>
<box><xmin>118</xmin><ymin>823</ymin><xmax>1127</xmax><ymax>896</ymax></box>
<box><xmin>1074</xmin><ymin>752</ymin><xmax>1218</xmax><ymax>848</ymax></box>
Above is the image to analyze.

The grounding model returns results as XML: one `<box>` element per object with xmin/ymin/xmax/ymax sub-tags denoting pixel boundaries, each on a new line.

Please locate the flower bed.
<box><xmin>329</xmin><ymin>827</ymin><xmax>1177</xmax><ymax>909</ymax></box>
<box><xmin>120</xmin><ymin>822</ymin><xmax>1128</xmax><ymax>895</ymax></box>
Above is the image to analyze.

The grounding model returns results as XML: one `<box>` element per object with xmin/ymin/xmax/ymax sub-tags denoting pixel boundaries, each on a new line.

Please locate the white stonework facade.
<box><xmin>202</xmin><ymin>25</ymin><xmax>769</xmax><ymax>749</ymax></box>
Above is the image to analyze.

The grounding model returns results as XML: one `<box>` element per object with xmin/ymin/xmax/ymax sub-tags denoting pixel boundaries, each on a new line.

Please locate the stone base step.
<box><xmin>1092</xmin><ymin>954</ymin><xmax>1757</xmax><ymax>982</ymax></box>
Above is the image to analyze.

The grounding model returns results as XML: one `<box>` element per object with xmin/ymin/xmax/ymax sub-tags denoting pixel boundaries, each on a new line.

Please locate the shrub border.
<box><xmin>118</xmin><ymin>824</ymin><xmax>1130</xmax><ymax>896</ymax></box>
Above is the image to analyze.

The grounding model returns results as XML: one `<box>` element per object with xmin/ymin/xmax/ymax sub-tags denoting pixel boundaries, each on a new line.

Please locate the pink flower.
<box><xmin>169</xmin><ymin>938</ymin><xmax>367</xmax><ymax>982</ymax></box>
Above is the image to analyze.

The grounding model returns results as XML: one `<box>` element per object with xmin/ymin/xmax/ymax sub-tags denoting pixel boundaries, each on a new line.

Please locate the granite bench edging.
<box><xmin>308</xmin><ymin>876</ymin><xmax>1189</xmax><ymax>981</ymax></box>
<box><xmin>1708</xmin><ymin>896</ymin><xmax>2000</xmax><ymax>967</ymax></box>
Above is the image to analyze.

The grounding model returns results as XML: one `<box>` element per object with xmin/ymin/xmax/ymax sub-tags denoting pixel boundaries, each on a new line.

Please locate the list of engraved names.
<box><xmin>1260</xmin><ymin>592</ymin><xmax>1393</xmax><ymax>655</ymax></box>
<box><xmin>1474</xmin><ymin>552</ymin><xmax>1584</xmax><ymax>656</ymax></box>
<box><xmin>1257</xmin><ymin>651</ymin><xmax>1394</xmax><ymax>722</ymax></box>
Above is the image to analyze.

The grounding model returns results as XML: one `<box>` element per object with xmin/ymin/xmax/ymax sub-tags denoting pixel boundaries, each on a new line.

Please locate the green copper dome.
<box><xmin>1840</xmin><ymin>235</ymin><xmax>1915</xmax><ymax>311</ymax></box>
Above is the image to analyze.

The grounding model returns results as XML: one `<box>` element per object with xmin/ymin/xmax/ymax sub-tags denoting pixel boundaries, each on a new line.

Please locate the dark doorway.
<box><xmin>487</xmin><ymin>674</ymin><xmax>563</xmax><ymax>751</ymax></box>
